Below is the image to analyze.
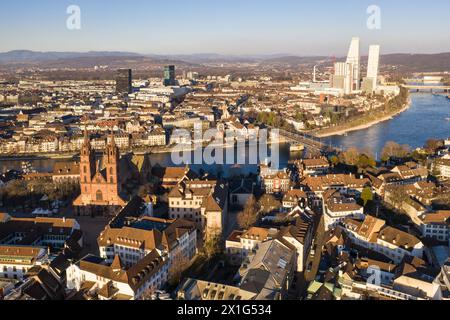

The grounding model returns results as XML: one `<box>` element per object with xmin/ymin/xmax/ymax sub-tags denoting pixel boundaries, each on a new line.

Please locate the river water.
<box><xmin>1</xmin><ymin>93</ymin><xmax>448</xmax><ymax>176</ymax></box>
<box><xmin>323</xmin><ymin>93</ymin><xmax>450</xmax><ymax>157</ymax></box>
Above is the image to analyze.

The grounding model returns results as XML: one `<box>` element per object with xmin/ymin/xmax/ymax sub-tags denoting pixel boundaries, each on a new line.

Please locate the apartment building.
<box><xmin>342</xmin><ymin>216</ymin><xmax>424</xmax><ymax>264</ymax></box>
<box><xmin>0</xmin><ymin>246</ymin><xmax>47</xmax><ymax>280</ymax></box>
<box><xmin>434</xmin><ymin>157</ymin><xmax>450</xmax><ymax>179</ymax></box>
<box><xmin>97</xmin><ymin>217</ymin><xmax>197</xmax><ymax>270</ymax></box>
<box><xmin>168</xmin><ymin>180</ymin><xmax>228</xmax><ymax>238</ymax></box>
<box><xmin>303</xmin><ymin>174</ymin><xmax>370</xmax><ymax>206</ymax></box>
<box><xmin>225</xmin><ymin>227</ymin><xmax>278</xmax><ymax>266</ymax></box>
<box><xmin>421</xmin><ymin>211</ymin><xmax>450</xmax><ymax>243</ymax></box>
<box><xmin>278</xmin><ymin>213</ymin><xmax>316</xmax><ymax>272</ymax></box>
<box><xmin>238</xmin><ymin>239</ymin><xmax>295</xmax><ymax>300</ymax></box>
<box><xmin>52</xmin><ymin>161</ymin><xmax>80</xmax><ymax>184</ymax></box>
<box><xmin>261</xmin><ymin>170</ymin><xmax>291</xmax><ymax>194</ymax></box>
<box><xmin>322</xmin><ymin>189</ymin><xmax>364</xmax><ymax>230</ymax></box>
<box><xmin>0</xmin><ymin>216</ymin><xmax>82</xmax><ymax>252</ymax></box>
<box><xmin>297</xmin><ymin>158</ymin><xmax>330</xmax><ymax>177</ymax></box>
<box><xmin>66</xmin><ymin>251</ymin><xmax>169</xmax><ymax>300</ymax></box>
<box><xmin>282</xmin><ymin>189</ymin><xmax>308</xmax><ymax>210</ymax></box>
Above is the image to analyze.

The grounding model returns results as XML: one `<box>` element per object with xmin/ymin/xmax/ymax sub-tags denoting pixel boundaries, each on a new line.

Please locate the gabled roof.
<box><xmin>98</xmin><ymin>227</ymin><xmax>162</xmax><ymax>251</ymax></box>
<box><xmin>203</xmin><ymin>195</ymin><xmax>222</xmax><ymax>212</ymax></box>
<box><xmin>111</xmin><ymin>255</ymin><xmax>124</xmax><ymax>271</ymax></box>
<box><xmin>240</xmin><ymin>239</ymin><xmax>295</xmax><ymax>299</ymax></box>
<box><xmin>52</xmin><ymin>161</ymin><xmax>80</xmax><ymax>176</ymax></box>
<box><xmin>98</xmin><ymin>281</ymin><xmax>119</xmax><ymax>299</ymax></box>
<box><xmin>379</xmin><ymin>226</ymin><xmax>422</xmax><ymax>251</ymax></box>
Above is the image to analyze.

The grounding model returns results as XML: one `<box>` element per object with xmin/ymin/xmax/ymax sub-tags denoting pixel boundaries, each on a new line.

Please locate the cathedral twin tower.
<box><xmin>73</xmin><ymin>131</ymin><xmax>126</xmax><ymax>217</ymax></box>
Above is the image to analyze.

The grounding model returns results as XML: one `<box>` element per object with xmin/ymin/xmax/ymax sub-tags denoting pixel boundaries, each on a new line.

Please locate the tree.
<box><xmin>381</xmin><ymin>141</ymin><xmax>398</xmax><ymax>161</ymax></box>
<box><xmin>237</xmin><ymin>195</ymin><xmax>260</xmax><ymax>229</ymax></box>
<box><xmin>425</xmin><ymin>139</ymin><xmax>444</xmax><ymax>154</ymax></box>
<box><xmin>386</xmin><ymin>186</ymin><xmax>410</xmax><ymax>211</ymax></box>
<box><xmin>258</xmin><ymin>194</ymin><xmax>280</xmax><ymax>215</ymax></box>
<box><xmin>168</xmin><ymin>254</ymin><xmax>190</xmax><ymax>287</ymax></box>
<box><xmin>357</xmin><ymin>154</ymin><xmax>376</xmax><ymax>169</ymax></box>
<box><xmin>361</xmin><ymin>187</ymin><xmax>374</xmax><ymax>206</ymax></box>
<box><xmin>431</xmin><ymin>159</ymin><xmax>442</xmax><ymax>178</ymax></box>
<box><xmin>3</xmin><ymin>180</ymin><xmax>28</xmax><ymax>209</ymax></box>
<box><xmin>381</xmin><ymin>141</ymin><xmax>410</xmax><ymax>161</ymax></box>
<box><xmin>411</xmin><ymin>150</ymin><xmax>427</xmax><ymax>164</ymax></box>
<box><xmin>340</xmin><ymin>147</ymin><xmax>360</xmax><ymax>166</ymax></box>
<box><xmin>330</xmin><ymin>155</ymin><xmax>340</xmax><ymax>167</ymax></box>
<box><xmin>202</xmin><ymin>231</ymin><xmax>222</xmax><ymax>260</ymax></box>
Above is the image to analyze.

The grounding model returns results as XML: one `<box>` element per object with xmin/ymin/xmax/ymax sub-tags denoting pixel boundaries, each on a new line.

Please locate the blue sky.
<box><xmin>1</xmin><ymin>0</ymin><xmax>449</xmax><ymax>55</ymax></box>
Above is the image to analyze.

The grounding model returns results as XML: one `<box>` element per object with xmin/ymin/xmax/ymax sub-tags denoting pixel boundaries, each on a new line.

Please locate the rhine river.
<box><xmin>0</xmin><ymin>93</ymin><xmax>449</xmax><ymax>176</ymax></box>
<box><xmin>324</xmin><ymin>93</ymin><xmax>450</xmax><ymax>157</ymax></box>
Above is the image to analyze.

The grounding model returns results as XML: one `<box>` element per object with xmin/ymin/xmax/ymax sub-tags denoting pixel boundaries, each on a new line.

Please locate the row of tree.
<box><xmin>255</xmin><ymin>111</ymin><xmax>297</xmax><ymax>131</ymax></box>
<box><xmin>0</xmin><ymin>179</ymin><xmax>80</xmax><ymax>210</ymax></box>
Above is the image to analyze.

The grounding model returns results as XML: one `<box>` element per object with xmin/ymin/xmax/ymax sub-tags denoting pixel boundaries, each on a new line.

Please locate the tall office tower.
<box><xmin>367</xmin><ymin>45</ymin><xmax>380</xmax><ymax>90</ymax></box>
<box><xmin>163</xmin><ymin>65</ymin><xmax>176</xmax><ymax>86</ymax></box>
<box><xmin>346</xmin><ymin>37</ymin><xmax>361</xmax><ymax>91</ymax></box>
<box><xmin>333</xmin><ymin>62</ymin><xmax>354</xmax><ymax>95</ymax></box>
<box><xmin>115</xmin><ymin>69</ymin><xmax>132</xmax><ymax>94</ymax></box>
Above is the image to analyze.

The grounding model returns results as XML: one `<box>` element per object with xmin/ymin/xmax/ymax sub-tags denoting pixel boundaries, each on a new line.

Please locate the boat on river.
<box><xmin>289</xmin><ymin>143</ymin><xmax>305</xmax><ymax>152</ymax></box>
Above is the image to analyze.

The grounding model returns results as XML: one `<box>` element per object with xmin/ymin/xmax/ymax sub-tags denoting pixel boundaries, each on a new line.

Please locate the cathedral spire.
<box><xmin>81</xmin><ymin>128</ymin><xmax>92</xmax><ymax>156</ymax></box>
<box><xmin>109</xmin><ymin>131</ymin><xmax>116</xmax><ymax>148</ymax></box>
<box><xmin>83</xmin><ymin>128</ymin><xmax>91</xmax><ymax>146</ymax></box>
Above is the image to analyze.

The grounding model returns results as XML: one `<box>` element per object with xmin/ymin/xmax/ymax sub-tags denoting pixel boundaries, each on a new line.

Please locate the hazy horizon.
<box><xmin>1</xmin><ymin>0</ymin><xmax>450</xmax><ymax>56</ymax></box>
<box><xmin>2</xmin><ymin>49</ymin><xmax>450</xmax><ymax>58</ymax></box>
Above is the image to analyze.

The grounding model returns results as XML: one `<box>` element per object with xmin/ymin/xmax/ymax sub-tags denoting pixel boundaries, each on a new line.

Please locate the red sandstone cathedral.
<box><xmin>73</xmin><ymin>132</ymin><xmax>127</xmax><ymax>216</ymax></box>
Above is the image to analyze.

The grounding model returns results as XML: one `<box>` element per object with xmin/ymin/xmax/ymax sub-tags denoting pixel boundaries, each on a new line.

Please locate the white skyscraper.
<box><xmin>333</xmin><ymin>62</ymin><xmax>354</xmax><ymax>95</ymax></box>
<box><xmin>367</xmin><ymin>45</ymin><xmax>380</xmax><ymax>90</ymax></box>
<box><xmin>346</xmin><ymin>37</ymin><xmax>361</xmax><ymax>91</ymax></box>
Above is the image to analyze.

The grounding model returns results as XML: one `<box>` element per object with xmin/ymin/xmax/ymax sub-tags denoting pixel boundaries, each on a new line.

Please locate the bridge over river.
<box><xmin>273</xmin><ymin>128</ymin><xmax>341</xmax><ymax>154</ymax></box>
<box><xmin>402</xmin><ymin>84</ymin><xmax>450</xmax><ymax>92</ymax></box>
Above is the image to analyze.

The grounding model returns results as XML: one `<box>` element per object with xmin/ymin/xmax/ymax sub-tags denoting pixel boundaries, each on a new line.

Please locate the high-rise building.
<box><xmin>333</xmin><ymin>62</ymin><xmax>354</xmax><ymax>95</ymax></box>
<box><xmin>346</xmin><ymin>37</ymin><xmax>361</xmax><ymax>91</ymax></box>
<box><xmin>115</xmin><ymin>69</ymin><xmax>132</xmax><ymax>94</ymax></box>
<box><xmin>164</xmin><ymin>65</ymin><xmax>176</xmax><ymax>86</ymax></box>
<box><xmin>366</xmin><ymin>45</ymin><xmax>380</xmax><ymax>91</ymax></box>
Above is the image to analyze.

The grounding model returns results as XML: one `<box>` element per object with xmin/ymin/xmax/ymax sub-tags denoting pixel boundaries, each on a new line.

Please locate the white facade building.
<box><xmin>0</xmin><ymin>246</ymin><xmax>47</xmax><ymax>280</ymax></box>
<box><xmin>367</xmin><ymin>45</ymin><xmax>380</xmax><ymax>91</ymax></box>
<box><xmin>346</xmin><ymin>37</ymin><xmax>361</xmax><ymax>91</ymax></box>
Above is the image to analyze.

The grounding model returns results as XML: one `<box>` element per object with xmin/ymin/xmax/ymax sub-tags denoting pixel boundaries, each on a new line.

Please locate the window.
<box><xmin>96</xmin><ymin>190</ymin><xmax>103</xmax><ymax>201</ymax></box>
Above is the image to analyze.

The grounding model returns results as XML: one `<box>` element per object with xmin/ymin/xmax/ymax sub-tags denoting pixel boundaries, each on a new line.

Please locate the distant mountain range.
<box><xmin>0</xmin><ymin>50</ymin><xmax>285</xmax><ymax>64</ymax></box>
<box><xmin>0</xmin><ymin>50</ymin><xmax>449</xmax><ymax>72</ymax></box>
<box><xmin>0</xmin><ymin>50</ymin><xmax>142</xmax><ymax>63</ymax></box>
<box><xmin>380</xmin><ymin>53</ymin><xmax>450</xmax><ymax>72</ymax></box>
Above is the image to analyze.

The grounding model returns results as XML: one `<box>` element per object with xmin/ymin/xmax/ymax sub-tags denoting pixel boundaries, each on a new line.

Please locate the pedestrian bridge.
<box><xmin>402</xmin><ymin>84</ymin><xmax>450</xmax><ymax>92</ymax></box>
